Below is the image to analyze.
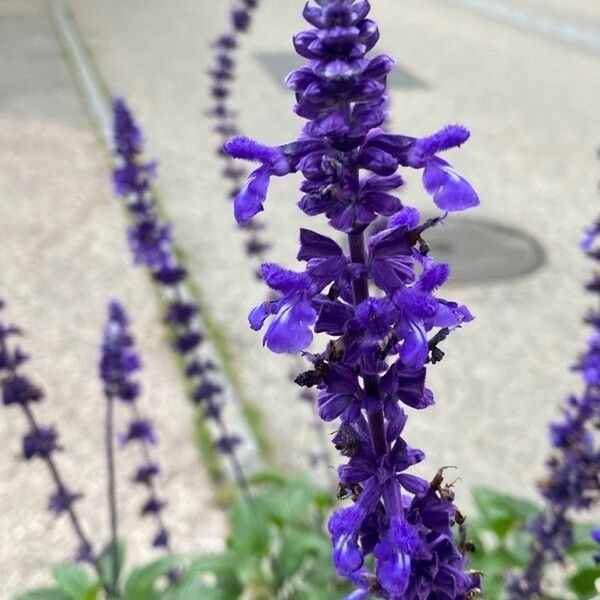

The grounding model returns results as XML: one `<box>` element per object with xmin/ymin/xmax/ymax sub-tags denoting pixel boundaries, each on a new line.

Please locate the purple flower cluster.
<box><xmin>506</xmin><ymin>218</ymin><xmax>600</xmax><ymax>598</ymax></box>
<box><xmin>225</xmin><ymin>1</ymin><xmax>481</xmax><ymax>597</ymax></box>
<box><xmin>208</xmin><ymin>0</ymin><xmax>270</xmax><ymax>272</ymax></box>
<box><xmin>0</xmin><ymin>300</ymin><xmax>95</xmax><ymax>563</ymax></box>
<box><xmin>112</xmin><ymin>98</ymin><xmax>248</xmax><ymax>493</ymax></box>
<box><xmin>100</xmin><ymin>300</ymin><xmax>171</xmax><ymax>549</ymax></box>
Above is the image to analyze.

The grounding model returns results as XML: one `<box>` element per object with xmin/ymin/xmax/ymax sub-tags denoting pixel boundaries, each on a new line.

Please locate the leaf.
<box><xmin>247</xmin><ymin>471</ymin><xmax>288</xmax><ymax>487</ymax></box>
<box><xmin>97</xmin><ymin>539</ymin><xmax>126</xmax><ymax>594</ymax></box>
<box><xmin>472</xmin><ymin>487</ymin><xmax>539</xmax><ymax>538</ymax></box>
<box><xmin>161</xmin><ymin>580</ymin><xmax>225</xmax><ymax>600</ymax></box>
<box><xmin>275</xmin><ymin>530</ymin><xmax>331</xmax><ymax>583</ymax></box>
<box><xmin>15</xmin><ymin>590</ymin><xmax>71</xmax><ymax>600</ymax></box>
<box><xmin>469</xmin><ymin>545</ymin><xmax>518</xmax><ymax>597</ymax></box>
<box><xmin>229</xmin><ymin>500</ymin><xmax>271</xmax><ymax>557</ymax></box>
<box><xmin>51</xmin><ymin>564</ymin><xmax>97</xmax><ymax>599</ymax></box>
<box><xmin>123</xmin><ymin>556</ymin><xmax>181</xmax><ymax>600</ymax></box>
<box><xmin>257</xmin><ymin>479</ymin><xmax>316</xmax><ymax>529</ymax></box>
<box><xmin>186</xmin><ymin>553</ymin><xmax>238</xmax><ymax>576</ymax></box>
<box><xmin>568</xmin><ymin>567</ymin><xmax>600</xmax><ymax>597</ymax></box>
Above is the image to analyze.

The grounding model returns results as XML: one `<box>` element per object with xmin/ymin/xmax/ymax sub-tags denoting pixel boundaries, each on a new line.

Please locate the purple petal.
<box><xmin>298</xmin><ymin>228</ymin><xmax>344</xmax><ymax>261</ymax></box>
<box><xmin>423</xmin><ymin>157</ymin><xmax>479</xmax><ymax>212</ymax></box>
<box><xmin>264</xmin><ymin>297</ymin><xmax>316</xmax><ymax>353</ymax></box>
<box><xmin>234</xmin><ymin>166</ymin><xmax>271</xmax><ymax>224</ymax></box>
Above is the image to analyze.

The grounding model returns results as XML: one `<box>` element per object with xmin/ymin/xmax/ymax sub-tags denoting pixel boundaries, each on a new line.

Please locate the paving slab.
<box><xmin>0</xmin><ymin>2</ymin><xmax>224</xmax><ymax>597</ymax></box>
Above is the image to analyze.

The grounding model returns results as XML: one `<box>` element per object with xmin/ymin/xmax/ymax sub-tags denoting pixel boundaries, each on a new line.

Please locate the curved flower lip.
<box><xmin>423</xmin><ymin>157</ymin><xmax>480</xmax><ymax>212</ymax></box>
<box><xmin>233</xmin><ymin>166</ymin><xmax>270</xmax><ymax>224</ymax></box>
<box><xmin>248</xmin><ymin>263</ymin><xmax>319</xmax><ymax>353</ymax></box>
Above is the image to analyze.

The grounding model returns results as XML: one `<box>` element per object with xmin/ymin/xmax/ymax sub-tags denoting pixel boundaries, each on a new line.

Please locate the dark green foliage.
<box><xmin>467</xmin><ymin>487</ymin><xmax>599</xmax><ymax>599</ymax></box>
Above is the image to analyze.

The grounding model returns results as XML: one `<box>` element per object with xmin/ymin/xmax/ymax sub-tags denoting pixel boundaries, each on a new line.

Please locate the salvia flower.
<box><xmin>111</xmin><ymin>98</ymin><xmax>249</xmax><ymax>495</ymax></box>
<box><xmin>0</xmin><ymin>300</ymin><xmax>95</xmax><ymax>563</ymax></box>
<box><xmin>100</xmin><ymin>301</ymin><xmax>171</xmax><ymax>549</ymax></box>
<box><xmin>225</xmin><ymin>1</ymin><xmax>480</xmax><ymax>596</ymax></box>
<box><xmin>506</xmin><ymin>218</ymin><xmax>600</xmax><ymax>598</ymax></box>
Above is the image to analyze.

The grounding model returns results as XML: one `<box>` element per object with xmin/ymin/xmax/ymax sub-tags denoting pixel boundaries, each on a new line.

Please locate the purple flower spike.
<box><xmin>100</xmin><ymin>301</ymin><xmax>173</xmax><ymax>553</ymax></box>
<box><xmin>507</xmin><ymin>214</ymin><xmax>600</xmax><ymax>598</ymax></box>
<box><xmin>226</xmin><ymin>1</ymin><xmax>481</xmax><ymax>596</ymax></box>
<box><xmin>111</xmin><ymin>100</ymin><xmax>250</xmax><ymax>496</ymax></box>
<box><xmin>208</xmin><ymin>0</ymin><xmax>271</xmax><ymax>266</ymax></box>
<box><xmin>0</xmin><ymin>300</ymin><xmax>95</xmax><ymax>562</ymax></box>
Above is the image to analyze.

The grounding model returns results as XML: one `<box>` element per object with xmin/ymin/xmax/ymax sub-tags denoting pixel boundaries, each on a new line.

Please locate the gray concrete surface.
<box><xmin>1</xmin><ymin>0</ymin><xmax>600</xmax><ymax>595</ymax></box>
<box><xmin>0</xmin><ymin>2</ymin><xmax>223</xmax><ymax>597</ymax></box>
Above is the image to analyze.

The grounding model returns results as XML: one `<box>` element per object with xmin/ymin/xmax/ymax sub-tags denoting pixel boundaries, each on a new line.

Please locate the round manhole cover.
<box><xmin>424</xmin><ymin>217</ymin><xmax>545</xmax><ymax>284</ymax></box>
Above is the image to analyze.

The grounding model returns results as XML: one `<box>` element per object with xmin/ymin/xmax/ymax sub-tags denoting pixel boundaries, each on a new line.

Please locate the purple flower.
<box><xmin>127</xmin><ymin>220</ymin><xmax>172</xmax><ymax>267</ymax></box>
<box><xmin>118</xmin><ymin>418</ymin><xmax>158</xmax><ymax>447</ymax></box>
<box><xmin>226</xmin><ymin>2</ymin><xmax>480</xmax><ymax>595</ymax></box>
<box><xmin>507</xmin><ymin>214</ymin><xmax>600</xmax><ymax>597</ymax></box>
<box><xmin>132</xmin><ymin>462</ymin><xmax>161</xmax><ymax>485</ymax></box>
<box><xmin>208</xmin><ymin>0</ymin><xmax>271</xmax><ymax>266</ymax></box>
<box><xmin>100</xmin><ymin>301</ymin><xmax>141</xmax><ymax>402</ymax></box>
<box><xmin>373</xmin><ymin>515</ymin><xmax>419</xmax><ymax>595</ymax></box>
<box><xmin>48</xmin><ymin>489</ymin><xmax>83</xmax><ymax>516</ymax></box>
<box><xmin>111</xmin><ymin>99</ymin><xmax>249</xmax><ymax>494</ymax></box>
<box><xmin>249</xmin><ymin>264</ymin><xmax>318</xmax><ymax>353</ymax></box>
<box><xmin>231</xmin><ymin>8</ymin><xmax>251</xmax><ymax>31</ymax></box>
<box><xmin>141</xmin><ymin>497</ymin><xmax>167</xmax><ymax>516</ymax></box>
<box><xmin>99</xmin><ymin>301</ymin><xmax>173</xmax><ymax>552</ymax></box>
<box><xmin>2</xmin><ymin>375</ymin><xmax>43</xmax><ymax>406</ymax></box>
<box><xmin>0</xmin><ymin>300</ymin><xmax>93</xmax><ymax>557</ymax></box>
<box><xmin>152</xmin><ymin>528</ymin><xmax>170</xmax><ymax>549</ymax></box>
<box><xmin>329</xmin><ymin>504</ymin><xmax>368</xmax><ymax>576</ymax></box>
<box><xmin>23</xmin><ymin>427</ymin><xmax>59</xmax><ymax>460</ymax></box>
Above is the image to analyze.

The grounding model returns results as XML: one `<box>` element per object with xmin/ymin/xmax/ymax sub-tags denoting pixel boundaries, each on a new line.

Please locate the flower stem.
<box><xmin>21</xmin><ymin>403</ymin><xmax>95</xmax><ymax>554</ymax></box>
<box><xmin>173</xmin><ymin>286</ymin><xmax>251</xmax><ymax>498</ymax></box>
<box><xmin>348</xmin><ymin>231</ymin><xmax>388</xmax><ymax>458</ymax></box>
<box><xmin>105</xmin><ymin>393</ymin><xmax>120</xmax><ymax>596</ymax></box>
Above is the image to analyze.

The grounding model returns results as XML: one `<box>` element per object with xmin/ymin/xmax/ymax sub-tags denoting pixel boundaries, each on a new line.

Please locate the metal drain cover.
<box><xmin>255</xmin><ymin>51</ymin><xmax>427</xmax><ymax>89</ymax></box>
<box><xmin>424</xmin><ymin>217</ymin><xmax>546</xmax><ymax>283</ymax></box>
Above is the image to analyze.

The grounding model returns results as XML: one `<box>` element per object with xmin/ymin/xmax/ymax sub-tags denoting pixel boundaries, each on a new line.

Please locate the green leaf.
<box><xmin>51</xmin><ymin>564</ymin><xmax>97</xmax><ymax>599</ymax></box>
<box><xmin>258</xmin><ymin>478</ymin><xmax>314</xmax><ymax>527</ymax></box>
<box><xmin>568</xmin><ymin>567</ymin><xmax>600</xmax><ymax>597</ymax></box>
<box><xmin>472</xmin><ymin>487</ymin><xmax>539</xmax><ymax>538</ymax></box>
<box><xmin>161</xmin><ymin>580</ymin><xmax>224</xmax><ymax>600</ymax></box>
<box><xmin>15</xmin><ymin>590</ymin><xmax>71</xmax><ymax>600</ymax></box>
<box><xmin>247</xmin><ymin>471</ymin><xmax>288</xmax><ymax>487</ymax></box>
<box><xmin>97</xmin><ymin>539</ymin><xmax>126</xmax><ymax>594</ymax></box>
<box><xmin>229</xmin><ymin>500</ymin><xmax>271</xmax><ymax>558</ymax></box>
<box><xmin>186</xmin><ymin>553</ymin><xmax>237</xmax><ymax>576</ymax></box>
<box><xmin>123</xmin><ymin>556</ymin><xmax>181</xmax><ymax>600</ymax></box>
<box><xmin>275</xmin><ymin>530</ymin><xmax>330</xmax><ymax>583</ymax></box>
